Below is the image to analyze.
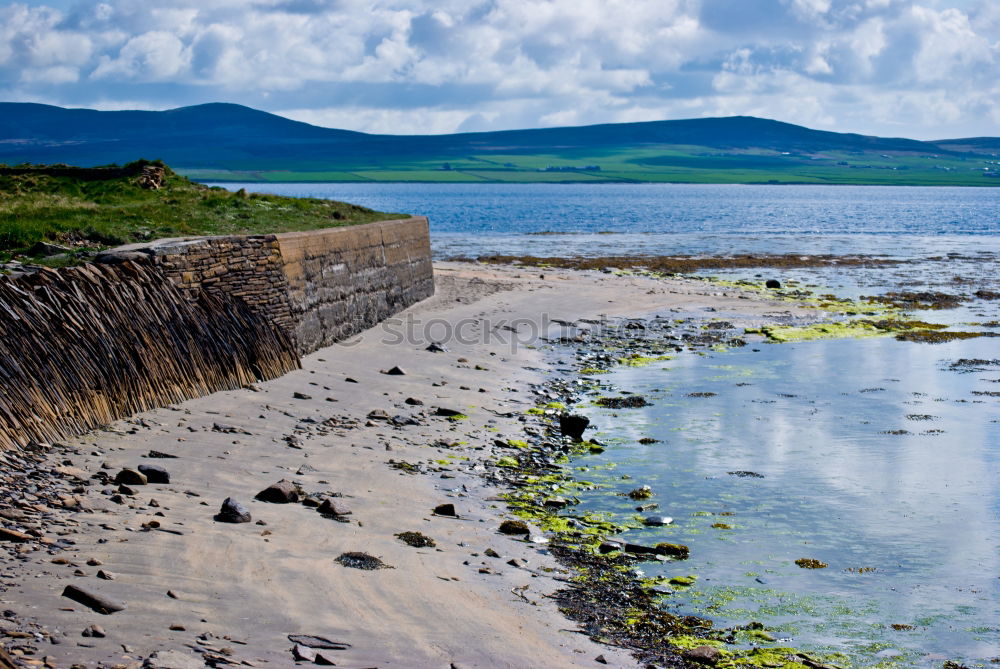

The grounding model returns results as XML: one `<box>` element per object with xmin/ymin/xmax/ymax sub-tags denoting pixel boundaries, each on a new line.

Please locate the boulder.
<box><xmin>137</xmin><ymin>464</ymin><xmax>170</xmax><ymax>484</ymax></box>
<box><xmin>558</xmin><ymin>414</ymin><xmax>589</xmax><ymax>440</ymax></box>
<box><xmin>114</xmin><ymin>469</ymin><xmax>147</xmax><ymax>486</ymax></box>
<box><xmin>215</xmin><ymin>497</ymin><xmax>251</xmax><ymax>523</ymax></box>
<box><xmin>254</xmin><ymin>479</ymin><xmax>299</xmax><ymax>504</ymax></box>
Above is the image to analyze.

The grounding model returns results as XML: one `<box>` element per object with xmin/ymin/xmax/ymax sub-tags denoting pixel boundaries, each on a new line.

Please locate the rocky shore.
<box><xmin>0</xmin><ymin>262</ymin><xmax>818</xmax><ymax>669</ymax></box>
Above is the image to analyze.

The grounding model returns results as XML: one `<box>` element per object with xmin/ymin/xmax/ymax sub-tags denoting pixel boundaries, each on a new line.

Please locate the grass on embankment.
<box><xmin>0</xmin><ymin>160</ymin><xmax>406</xmax><ymax>263</ymax></box>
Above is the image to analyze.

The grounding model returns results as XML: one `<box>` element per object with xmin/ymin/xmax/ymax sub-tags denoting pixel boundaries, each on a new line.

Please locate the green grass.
<box><xmin>0</xmin><ymin>160</ymin><xmax>405</xmax><ymax>260</ymax></box>
<box><xmin>173</xmin><ymin>144</ymin><xmax>1000</xmax><ymax>186</ymax></box>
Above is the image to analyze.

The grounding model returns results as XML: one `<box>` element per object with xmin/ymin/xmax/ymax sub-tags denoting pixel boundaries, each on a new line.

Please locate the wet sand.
<box><xmin>0</xmin><ymin>262</ymin><xmax>816</xmax><ymax>669</ymax></box>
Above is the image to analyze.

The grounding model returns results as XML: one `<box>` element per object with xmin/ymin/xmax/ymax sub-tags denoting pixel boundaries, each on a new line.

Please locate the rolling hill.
<box><xmin>1</xmin><ymin>102</ymin><xmax>997</xmax><ymax>185</ymax></box>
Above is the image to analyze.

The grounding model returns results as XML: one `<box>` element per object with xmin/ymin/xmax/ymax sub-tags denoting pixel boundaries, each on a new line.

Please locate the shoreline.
<box><xmin>0</xmin><ymin>262</ymin><xmax>818</xmax><ymax>668</ymax></box>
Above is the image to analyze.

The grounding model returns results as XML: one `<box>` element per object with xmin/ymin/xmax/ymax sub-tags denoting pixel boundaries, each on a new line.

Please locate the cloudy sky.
<box><xmin>1</xmin><ymin>0</ymin><xmax>997</xmax><ymax>139</ymax></box>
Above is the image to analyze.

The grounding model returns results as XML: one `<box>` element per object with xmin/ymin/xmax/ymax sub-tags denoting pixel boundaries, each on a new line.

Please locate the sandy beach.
<box><xmin>0</xmin><ymin>262</ymin><xmax>816</xmax><ymax>669</ymax></box>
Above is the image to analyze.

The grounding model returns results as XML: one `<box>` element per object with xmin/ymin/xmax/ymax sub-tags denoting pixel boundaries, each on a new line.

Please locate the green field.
<box><xmin>176</xmin><ymin>146</ymin><xmax>1000</xmax><ymax>186</ymax></box>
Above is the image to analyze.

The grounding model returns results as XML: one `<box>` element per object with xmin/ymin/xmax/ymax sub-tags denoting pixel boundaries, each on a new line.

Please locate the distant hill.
<box><xmin>1</xmin><ymin>102</ymin><xmax>997</xmax><ymax>185</ymax></box>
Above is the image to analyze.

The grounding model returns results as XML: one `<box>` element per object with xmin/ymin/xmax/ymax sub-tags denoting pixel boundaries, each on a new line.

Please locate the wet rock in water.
<box><xmin>795</xmin><ymin>558</ymin><xmax>828</xmax><ymax>569</ymax></box>
<box><xmin>683</xmin><ymin>645</ymin><xmax>722</xmax><ymax>666</ymax></box>
<box><xmin>215</xmin><ymin>497</ymin><xmax>251</xmax><ymax>523</ymax></box>
<box><xmin>433</xmin><ymin>503</ymin><xmax>458</xmax><ymax>517</ymax></box>
<box><xmin>382</xmin><ymin>366</ymin><xmax>406</xmax><ymax>375</ymax></box>
<box><xmin>114</xmin><ymin>469</ymin><xmax>147</xmax><ymax>486</ymax></box>
<box><xmin>543</xmin><ymin>497</ymin><xmax>569</xmax><ymax>509</ymax></box>
<box><xmin>61</xmin><ymin>584</ymin><xmax>125</xmax><ymax>614</ymax></box>
<box><xmin>655</xmin><ymin>542</ymin><xmax>690</xmax><ymax>559</ymax></box>
<box><xmin>137</xmin><ymin>464</ymin><xmax>170</xmax><ymax>484</ymax></box>
<box><xmin>426</xmin><ymin>342</ymin><xmax>448</xmax><ymax>352</ymax></box>
<box><xmin>143</xmin><ymin>650</ymin><xmax>204</xmax><ymax>669</ymax></box>
<box><xmin>595</xmin><ymin>395</ymin><xmax>651</xmax><ymax>409</ymax></box>
<box><xmin>559</xmin><ymin>413</ymin><xmax>590</xmax><ymax>441</ymax></box>
<box><xmin>638</xmin><ymin>437</ymin><xmax>660</xmax><ymax>444</ymax></box>
<box><xmin>643</xmin><ymin>516</ymin><xmax>673</xmax><ymax>526</ymax></box>
<box><xmin>395</xmin><ymin>531</ymin><xmax>436</xmax><ymax>548</ymax></box>
<box><xmin>728</xmin><ymin>470</ymin><xmax>765</xmax><ymax>479</ymax></box>
<box><xmin>598</xmin><ymin>541</ymin><xmax>624</xmax><ymax>554</ymax></box>
<box><xmin>287</xmin><ymin>634</ymin><xmax>351</xmax><ymax>650</ymax></box>
<box><xmin>317</xmin><ymin>498</ymin><xmax>352</xmax><ymax>517</ymax></box>
<box><xmin>293</xmin><ymin>392</ymin><xmax>312</xmax><ymax>400</ymax></box>
<box><xmin>499</xmin><ymin>520</ymin><xmax>530</xmax><ymax>535</ymax></box>
<box><xmin>765</xmin><ymin>279</ymin><xmax>781</xmax><ymax>289</ymax></box>
<box><xmin>627</xmin><ymin>485</ymin><xmax>653</xmax><ymax>500</ymax></box>
<box><xmin>255</xmin><ymin>479</ymin><xmax>300</xmax><ymax>504</ymax></box>
<box><xmin>335</xmin><ymin>552</ymin><xmax>393</xmax><ymax>570</ymax></box>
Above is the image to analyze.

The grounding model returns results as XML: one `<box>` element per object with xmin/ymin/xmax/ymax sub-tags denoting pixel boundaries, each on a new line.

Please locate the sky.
<box><xmin>1</xmin><ymin>0</ymin><xmax>998</xmax><ymax>139</ymax></box>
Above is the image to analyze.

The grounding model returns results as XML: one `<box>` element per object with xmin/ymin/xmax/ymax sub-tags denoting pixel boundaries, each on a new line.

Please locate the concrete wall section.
<box><xmin>277</xmin><ymin>217</ymin><xmax>434</xmax><ymax>354</ymax></box>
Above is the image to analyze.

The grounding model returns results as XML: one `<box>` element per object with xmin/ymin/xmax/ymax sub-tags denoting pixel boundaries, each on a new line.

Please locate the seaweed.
<box><xmin>335</xmin><ymin>552</ymin><xmax>393</xmax><ymax>570</ymax></box>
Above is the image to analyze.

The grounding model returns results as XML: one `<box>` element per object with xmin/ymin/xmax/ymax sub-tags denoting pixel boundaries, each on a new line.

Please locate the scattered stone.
<box><xmin>0</xmin><ymin>527</ymin><xmax>31</xmax><ymax>542</ymax></box>
<box><xmin>86</xmin><ymin>558</ymin><xmax>103</xmax><ymax>566</ymax></box>
<box><xmin>499</xmin><ymin>520</ymin><xmax>529</xmax><ymax>535</ymax></box>
<box><xmin>382</xmin><ymin>366</ymin><xmax>406</xmax><ymax>375</ymax></box>
<box><xmin>637</xmin><ymin>437</ymin><xmax>660</xmax><ymax>444</ymax></box>
<box><xmin>335</xmin><ymin>552</ymin><xmax>393</xmax><ymax>570</ymax></box>
<box><xmin>434</xmin><ymin>407</ymin><xmax>465</xmax><ymax>418</ymax></box>
<box><xmin>292</xmin><ymin>644</ymin><xmax>316</xmax><ymax>662</ymax></box>
<box><xmin>484</xmin><ymin>548</ymin><xmax>501</xmax><ymax>558</ymax></box>
<box><xmin>395</xmin><ymin>531</ymin><xmax>436</xmax><ymax>548</ymax></box>
<box><xmin>61</xmin><ymin>584</ymin><xmax>125</xmax><ymax>614</ymax></box>
<box><xmin>654</xmin><ymin>542</ymin><xmax>690</xmax><ymax>559</ymax></box>
<box><xmin>314</xmin><ymin>652</ymin><xmax>338</xmax><ymax>665</ymax></box>
<box><xmin>627</xmin><ymin>486</ymin><xmax>653</xmax><ymax>500</ymax></box>
<box><xmin>293</xmin><ymin>392</ymin><xmax>312</xmax><ymax>400</ymax></box>
<box><xmin>114</xmin><ymin>469</ymin><xmax>147</xmax><ymax>486</ymax></box>
<box><xmin>137</xmin><ymin>464</ymin><xmax>170</xmax><ymax>484</ymax></box>
<box><xmin>145</xmin><ymin>451</ymin><xmax>174</xmax><ymax>460</ymax></box>
<box><xmin>595</xmin><ymin>655</ymin><xmax>608</xmax><ymax>665</ymax></box>
<box><xmin>433</xmin><ymin>503</ymin><xmax>458</xmax><ymax>517</ymax></box>
<box><xmin>367</xmin><ymin>409</ymin><xmax>391</xmax><ymax>420</ymax></box>
<box><xmin>683</xmin><ymin>645</ymin><xmax>722</xmax><ymax>666</ymax></box>
<box><xmin>643</xmin><ymin>516</ymin><xmax>673</xmax><ymax>526</ymax></box>
<box><xmin>215</xmin><ymin>498</ymin><xmax>252</xmax><ymax>523</ymax></box>
<box><xmin>543</xmin><ymin>497</ymin><xmax>569</xmax><ymax>509</ymax></box>
<box><xmin>559</xmin><ymin>414</ymin><xmax>590</xmax><ymax>440</ymax></box>
<box><xmin>317</xmin><ymin>498</ymin><xmax>352</xmax><ymax>517</ymax></box>
<box><xmin>211</xmin><ymin>423</ymin><xmax>249</xmax><ymax>435</ymax></box>
<box><xmin>286</xmin><ymin>635</ymin><xmax>351</xmax><ymax>650</ymax></box>
<box><xmin>404</xmin><ymin>397</ymin><xmax>424</xmax><ymax>406</ymax></box>
<box><xmin>765</xmin><ymin>279</ymin><xmax>781</xmax><ymax>289</ymax></box>
<box><xmin>296</xmin><ymin>463</ymin><xmax>318</xmax><ymax>475</ymax></box>
<box><xmin>596</xmin><ymin>395</ymin><xmax>651</xmax><ymax>409</ymax></box>
<box><xmin>254</xmin><ymin>480</ymin><xmax>300</xmax><ymax>504</ymax></box>
<box><xmin>426</xmin><ymin>342</ymin><xmax>448</xmax><ymax>352</ymax></box>
<box><xmin>96</xmin><ymin>570</ymin><xmax>116</xmax><ymax>581</ymax></box>
<box><xmin>81</xmin><ymin>625</ymin><xmax>106</xmax><ymax>638</ymax></box>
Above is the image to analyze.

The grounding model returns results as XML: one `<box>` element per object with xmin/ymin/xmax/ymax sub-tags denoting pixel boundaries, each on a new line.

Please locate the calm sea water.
<box><xmin>214</xmin><ymin>183</ymin><xmax>1000</xmax><ymax>667</ymax></box>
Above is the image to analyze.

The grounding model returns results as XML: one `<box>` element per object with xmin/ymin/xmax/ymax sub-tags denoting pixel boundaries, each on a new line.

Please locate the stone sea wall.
<box><xmin>0</xmin><ymin>217</ymin><xmax>434</xmax><ymax>450</ymax></box>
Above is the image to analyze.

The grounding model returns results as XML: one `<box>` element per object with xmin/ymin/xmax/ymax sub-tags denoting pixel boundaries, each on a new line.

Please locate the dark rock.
<box><xmin>559</xmin><ymin>414</ymin><xmax>590</xmax><ymax>440</ymax></box>
<box><xmin>395</xmin><ymin>531</ymin><xmax>436</xmax><ymax>547</ymax></box>
<box><xmin>683</xmin><ymin>645</ymin><xmax>722</xmax><ymax>666</ymax></box>
<box><xmin>595</xmin><ymin>395</ymin><xmax>651</xmax><ymax>409</ymax></box>
<box><xmin>293</xmin><ymin>392</ymin><xmax>312</xmax><ymax>400</ymax></box>
<box><xmin>382</xmin><ymin>366</ymin><xmax>406</xmax><ymax>375</ymax></box>
<box><xmin>81</xmin><ymin>624</ymin><xmax>106</xmax><ymax>638</ymax></box>
<box><xmin>96</xmin><ymin>570</ymin><xmax>116</xmax><ymax>580</ymax></box>
<box><xmin>433</xmin><ymin>503</ymin><xmax>458</xmax><ymax>517</ymax></box>
<box><xmin>146</xmin><ymin>450</ymin><xmax>177</xmax><ymax>459</ymax></box>
<box><xmin>643</xmin><ymin>516</ymin><xmax>673</xmax><ymax>526</ymax></box>
<box><xmin>335</xmin><ymin>552</ymin><xmax>392</xmax><ymax>570</ymax></box>
<box><xmin>215</xmin><ymin>497</ymin><xmax>251</xmax><ymax>523</ymax></box>
<box><xmin>598</xmin><ymin>541</ymin><xmax>623</xmax><ymax>554</ymax></box>
<box><xmin>765</xmin><ymin>279</ymin><xmax>781</xmax><ymax>289</ymax></box>
<box><xmin>434</xmin><ymin>407</ymin><xmax>465</xmax><ymax>418</ymax></box>
<box><xmin>627</xmin><ymin>485</ymin><xmax>653</xmax><ymax>500</ymax></box>
<box><xmin>28</xmin><ymin>241</ymin><xmax>71</xmax><ymax>257</ymax></box>
<box><xmin>499</xmin><ymin>520</ymin><xmax>530</xmax><ymax>535</ymax></box>
<box><xmin>317</xmin><ymin>498</ymin><xmax>352</xmax><ymax>516</ymax></box>
<box><xmin>137</xmin><ymin>464</ymin><xmax>169</xmax><ymax>484</ymax></box>
<box><xmin>404</xmin><ymin>397</ymin><xmax>424</xmax><ymax>406</ymax></box>
<box><xmin>654</xmin><ymin>542</ymin><xmax>690</xmax><ymax>559</ymax></box>
<box><xmin>367</xmin><ymin>409</ymin><xmax>391</xmax><ymax>420</ymax></box>
<box><xmin>345</xmin><ymin>377</ymin><xmax>359</xmax><ymax>383</ymax></box>
<box><xmin>543</xmin><ymin>497</ymin><xmax>569</xmax><ymax>509</ymax></box>
<box><xmin>255</xmin><ymin>479</ymin><xmax>300</xmax><ymax>504</ymax></box>
<box><xmin>287</xmin><ymin>635</ymin><xmax>351</xmax><ymax>650</ymax></box>
<box><xmin>0</xmin><ymin>527</ymin><xmax>32</xmax><ymax>542</ymax></box>
<box><xmin>728</xmin><ymin>470</ymin><xmax>765</xmax><ymax>478</ymax></box>
<box><xmin>114</xmin><ymin>469</ymin><xmax>147</xmax><ymax>486</ymax></box>
<box><xmin>61</xmin><ymin>584</ymin><xmax>125</xmax><ymax>614</ymax></box>
<box><xmin>314</xmin><ymin>652</ymin><xmax>338</xmax><ymax>665</ymax></box>
<box><xmin>426</xmin><ymin>342</ymin><xmax>448</xmax><ymax>352</ymax></box>
<box><xmin>292</xmin><ymin>645</ymin><xmax>316</xmax><ymax>662</ymax></box>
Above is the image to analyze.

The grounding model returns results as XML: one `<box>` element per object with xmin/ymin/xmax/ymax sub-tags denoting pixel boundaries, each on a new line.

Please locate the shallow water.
<box><xmin>212</xmin><ymin>181</ymin><xmax>1000</xmax><ymax>665</ymax></box>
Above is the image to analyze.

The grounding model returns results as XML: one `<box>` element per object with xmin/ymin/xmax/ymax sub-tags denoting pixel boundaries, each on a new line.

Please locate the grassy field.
<box><xmin>0</xmin><ymin>161</ymin><xmax>405</xmax><ymax>262</ymax></box>
<box><xmin>176</xmin><ymin>145</ymin><xmax>1000</xmax><ymax>186</ymax></box>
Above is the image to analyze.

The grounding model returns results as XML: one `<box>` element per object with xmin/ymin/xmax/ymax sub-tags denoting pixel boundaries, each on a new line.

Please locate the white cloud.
<box><xmin>0</xmin><ymin>0</ymin><xmax>996</xmax><ymax>138</ymax></box>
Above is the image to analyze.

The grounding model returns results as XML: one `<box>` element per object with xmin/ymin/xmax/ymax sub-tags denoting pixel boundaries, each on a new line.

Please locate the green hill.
<box><xmin>1</xmin><ymin>102</ymin><xmax>997</xmax><ymax>186</ymax></box>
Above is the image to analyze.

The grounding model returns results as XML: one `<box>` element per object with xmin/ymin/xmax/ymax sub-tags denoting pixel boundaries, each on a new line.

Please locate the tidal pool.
<box><xmin>569</xmin><ymin>332</ymin><xmax>1000</xmax><ymax>667</ymax></box>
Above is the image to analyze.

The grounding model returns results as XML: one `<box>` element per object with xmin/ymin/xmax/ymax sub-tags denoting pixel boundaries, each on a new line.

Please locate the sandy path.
<box><xmin>0</xmin><ymin>263</ymin><xmax>813</xmax><ymax>669</ymax></box>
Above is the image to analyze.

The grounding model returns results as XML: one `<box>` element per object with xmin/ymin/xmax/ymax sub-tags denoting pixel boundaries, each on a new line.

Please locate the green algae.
<box><xmin>506</xmin><ymin>439</ymin><xmax>529</xmax><ymax>449</ymax></box>
<box><xmin>496</xmin><ymin>456</ymin><xmax>519</xmax><ymax>467</ymax></box>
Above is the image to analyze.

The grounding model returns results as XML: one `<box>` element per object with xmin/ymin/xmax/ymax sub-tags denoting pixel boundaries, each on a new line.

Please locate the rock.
<box><xmin>683</xmin><ymin>645</ymin><xmax>722</xmax><ymax>666</ymax></box>
<box><xmin>96</xmin><ymin>570</ymin><xmax>116</xmax><ymax>581</ymax></box>
<box><xmin>314</xmin><ymin>652</ymin><xmax>338</xmax><ymax>665</ymax></box>
<box><xmin>146</xmin><ymin>450</ymin><xmax>177</xmax><ymax>459</ymax></box>
<box><xmin>543</xmin><ymin>497</ymin><xmax>569</xmax><ymax>509</ymax></box>
<box><xmin>499</xmin><ymin>520</ymin><xmax>529</xmax><ymax>535</ymax></box>
<box><xmin>54</xmin><ymin>465</ymin><xmax>90</xmax><ymax>481</ymax></box>
<box><xmin>643</xmin><ymin>516</ymin><xmax>673</xmax><ymax>526</ymax></box>
<box><xmin>81</xmin><ymin>624</ymin><xmax>106</xmax><ymax>638</ymax></box>
<box><xmin>382</xmin><ymin>366</ymin><xmax>406</xmax><ymax>375</ymax></box>
<box><xmin>254</xmin><ymin>479</ymin><xmax>300</xmax><ymax>504</ymax></box>
<box><xmin>317</xmin><ymin>498</ymin><xmax>352</xmax><ymax>516</ymax></box>
<box><xmin>286</xmin><ymin>635</ymin><xmax>351</xmax><ymax>650</ymax></box>
<box><xmin>367</xmin><ymin>409</ymin><xmax>391</xmax><ymax>420</ymax></box>
<box><xmin>434</xmin><ymin>407</ymin><xmax>465</xmax><ymax>418</ymax></box>
<box><xmin>654</xmin><ymin>542</ymin><xmax>690</xmax><ymax>559</ymax></box>
<box><xmin>114</xmin><ymin>469</ymin><xmax>147</xmax><ymax>486</ymax></box>
<box><xmin>598</xmin><ymin>541</ymin><xmax>624</xmax><ymax>554</ymax></box>
<box><xmin>293</xmin><ymin>392</ymin><xmax>312</xmax><ymax>400</ymax></box>
<box><xmin>426</xmin><ymin>342</ymin><xmax>448</xmax><ymax>352</ymax></box>
<box><xmin>143</xmin><ymin>650</ymin><xmax>204</xmax><ymax>669</ymax></box>
<box><xmin>765</xmin><ymin>279</ymin><xmax>781</xmax><ymax>289</ymax></box>
<box><xmin>404</xmin><ymin>397</ymin><xmax>424</xmax><ymax>406</ymax></box>
<box><xmin>61</xmin><ymin>584</ymin><xmax>125</xmax><ymax>614</ymax></box>
<box><xmin>214</xmin><ymin>497</ymin><xmax>251</xmax><ymax>523</ymax></box>
<box><xmin>292</xmin><ymin>644</ymin><xmax>316</xmax><ymax>662</ymax></box>
<box><xmin>595</xmin><ymin>655</ymin><xmax>608</xmax><ymax>665</ymax></box>
<box><xmin>627</xmin><ymin>485</ymin><xmax>653</xmax><ymax>500</ymax></box>
<box><xmin>28</xmin><ymin>241</ymin><xmax>71</xmax><ymax>257</ymax></box>
<box><xmin>433</xmin><ymin>503</ymin><xmax>458</xmax><ymax>517</ymax></box>
<box><xmin>0</xmin><ymin>527</ymin><xmax>31</xmax><ymax>542</ymax></box>
<box><xmin>137</xmin><ymin>464</ymin><xmax>170</xmax><ymax>484</ymax></box>
<box><xmin>558</xmin><ymin>414</ymin><xmax>590</xmax><ymax>440</ymax></box>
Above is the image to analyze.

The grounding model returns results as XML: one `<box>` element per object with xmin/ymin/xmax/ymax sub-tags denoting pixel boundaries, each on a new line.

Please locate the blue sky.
<box><xmin>1</xmin><ymin>0</ymin><xmax>997</xmax><ymax>139</ymax></box>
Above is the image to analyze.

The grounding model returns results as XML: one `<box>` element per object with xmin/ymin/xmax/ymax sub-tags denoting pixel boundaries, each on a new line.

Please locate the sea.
<box><xmin>212</xmin><ymin>183</ymin><xmax>1000</xmax><ymax>668</ymax></box>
